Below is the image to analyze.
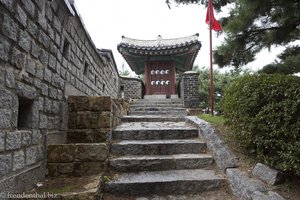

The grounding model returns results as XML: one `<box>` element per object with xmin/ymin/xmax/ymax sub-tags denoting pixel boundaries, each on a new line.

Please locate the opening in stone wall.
<box><xmin>18</xmin><ymin>97</ymin><xmax>34</xmax><ymax>129</ymax></box>
<box><xmin>84</xmin><ymin>62</ymin><xmax>89</xmax><ymax>76</ymax></box>
<box><xmin>62</xmin><ymin>39</ymin><xmax>70</xmax><ymax>58</ymax></box>
<box><xmin>103</xmin><ymin>83</ymin><xmax>105</xmax><ymax>92</ymax></box>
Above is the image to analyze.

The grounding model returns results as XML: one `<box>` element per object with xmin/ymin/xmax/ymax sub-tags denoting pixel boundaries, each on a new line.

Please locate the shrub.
<box><xmin>222</xmin><ymin>74</ymin><xmax>300</xmax><ymax>175</ymax></box>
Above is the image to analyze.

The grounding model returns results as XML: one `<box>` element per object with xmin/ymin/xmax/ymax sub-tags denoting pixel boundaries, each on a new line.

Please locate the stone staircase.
<box><xmin>103</xmin><ymin>99</ymin><xmax>232</xmax><ymax>199</ymax></box>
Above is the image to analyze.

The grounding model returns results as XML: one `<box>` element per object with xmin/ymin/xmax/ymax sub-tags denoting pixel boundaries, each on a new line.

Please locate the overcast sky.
<box><xmin>74</xmin><ymin>0</ymin><xmax>284</xmax><ymax>74</ymax></box>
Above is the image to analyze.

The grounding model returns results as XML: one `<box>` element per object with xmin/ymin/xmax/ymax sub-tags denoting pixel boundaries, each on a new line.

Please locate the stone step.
<box><xmin>121</xmin><ymin>115</ymin><xmax>186</xmax><ymax>122</ymax></box>
<box><xmin>111</xmin><ymin>139</ymin><xmax>207</xmax><ymax>156</ymax></box>
<box><xmin>129</xmin><ymin>103</ymin><xmax>184</xmax><ymax>107</ymax></box>
<box><xmin>109</xmin><ymin>154</ymin><xmax>214</xmax><ymax>172</ymax></box>
<box><xmin>129</xmin><ymin>111</ymin><xmax>187</xmax><ymax>116</ymax></box>
<box><xmin>113</xmin><ymin>126</ymin><xmax>198</xmax><ymax>140</ymax></box>
<box><xmin>104</xmin><ymin>169</ymin><xmax>226</xmax><ymax>196</ymax></box>
<box><xmin>130</xmin><ymin>107</ymin><xmax>186</xmax><ymax>112</ymax></box>
<box><xmin>131</xmin><ymin>99</ymin><xmax>183</xmax><ymax>103</ymax></box>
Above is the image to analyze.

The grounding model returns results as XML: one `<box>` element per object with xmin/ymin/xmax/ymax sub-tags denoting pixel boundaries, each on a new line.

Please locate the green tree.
<box><xmin>172</xmin><ymin>0</ymin><xmax>300</xmax><ymax>74</ymax></box>
<box><xmin>193</xmin><ymin>66</ymin><xmax>241</xmax><ymax>114</ymax></box>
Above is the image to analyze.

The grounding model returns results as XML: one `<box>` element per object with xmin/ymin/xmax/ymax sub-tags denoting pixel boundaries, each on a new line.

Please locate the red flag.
<box><xmin>205</xmin><ymin>0</ymin><xmax>222</xmax><ymax>31</ymax></box>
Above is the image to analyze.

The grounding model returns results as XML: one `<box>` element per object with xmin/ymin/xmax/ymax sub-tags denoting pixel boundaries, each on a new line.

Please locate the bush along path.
<box><xmin>103</xmin><ymin>99</ymin><xmax>236</xmax><ymax>200</ymax></box>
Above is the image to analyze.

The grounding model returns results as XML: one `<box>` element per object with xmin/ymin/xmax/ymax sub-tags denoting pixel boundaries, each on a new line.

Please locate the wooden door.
<box><xmin>145</xmin><ymin>61</ymin><xmax>176</xmax><ymax>96</ymax></box>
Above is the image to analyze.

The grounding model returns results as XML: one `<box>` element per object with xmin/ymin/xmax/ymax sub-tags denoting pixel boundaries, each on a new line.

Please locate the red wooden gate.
<box><xmin>145</xmin><ymin>61</ymin><xmax>176</xmax><ymax>97</ymax></box>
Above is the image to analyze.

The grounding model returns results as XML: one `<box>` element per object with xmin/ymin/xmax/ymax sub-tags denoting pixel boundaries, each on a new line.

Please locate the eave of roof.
<box><xmin>117</xmin><ymin>34</ymin><xmax>201</xmax><ymax>75</ymax></box>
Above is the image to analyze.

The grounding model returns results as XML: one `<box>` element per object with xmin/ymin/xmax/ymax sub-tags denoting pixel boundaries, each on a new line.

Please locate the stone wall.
<box><xmin>180</xmin><ymin>71</ymin><xmax>200</xmax><ymax>108</ymax></box>
<box><xmin>47</xmin><ymin>96</ymin><xmax>128</xmax><ymax>177</ymax></box>
<box><xmin>119</xmin><ymin>76</ymin><xmax>143</xmax><ymax>100</ymax></box>
<box><xmin>0</xmin><ymin>0</ymin><xmax>119</xmax><ymax>193</ymax></box>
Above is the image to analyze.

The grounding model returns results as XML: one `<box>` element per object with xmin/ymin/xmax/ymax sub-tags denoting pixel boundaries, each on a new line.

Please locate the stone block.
<box><xmin>21</xmin><ymin>130</ymin><xmax>32</xmax><ymax>147</ymax></box>
<box><xmin>13</xmin><ymin>150</ymin><xmax>25</xmax><ymax>171</ymax></box>
<box><xmin>76</xmin><ymin>96</ymin><xmax>89</xmax><ymax>111</ymax></box>
<box><xmin>47</xmin><ymin>164</ymin><xmax>59</xmax><ymax>177</ymax></box>
<box><xmin>252</xmin><ymin>163</ymin><xmax>284</xmax><ymax>185</ymax></box>
<box><xmin>75</xmin><ymin>144</ymin><xmax>108</xmax><ymax>162</ymax></box>
<box><xmin>98</xmin><ymin>112</ymin><xmax>111</xmax><ymax>128</ymax></box>
<box><xmin>67</xmin><ymin>96</ymin><xmax>78</xmax><ymax>111</ymax></box>
<box><xmin>90</xmin><ymin>112</ymin><xmax>98</xmax><ymax>128</ymax></box>
<box><xmin>0</xmin><ymin>132</ymin><xmax>5</xmax><ymax>152</ymax></box>
<box><xmin>74</xmin><ymin>161</ymin><xmax>107</xmax><ymax>176</ymax></box>
<box><xmin>19</xmin><ymin>30</ymin><xmax>31</xmax><ymax>52</ymax></box>
<box><xmin>26</xmin><ymin>145</ymin><xmax>37</xmax><ymax>166</ymax></box>
<box><xmin>39</xmin><ymin>114</ymin><xmax>48</xmax><ymax>129</ymax></box>
<box><xmin>48</xmin><ymin>144</ymin><xmax>77</xmax><ymax>163</ymax></box>
<box><xmin>67</xmin><ymin>112</ymin><xmax>77</xmax><ymax>129</ymax></box>
<box><xmin>67</xmin><ymin>129</ymin><xmax>94</xmax><ymax>143</ymax></box>
<box><xmin>0</xmin><ymin>36</ymin><xmax>11</xmax><ymax>61</ymax></box>
<box><xmin>0</xmin><ymin>0</ymin><xmax>15</xmax><ymax>11</ymax></box>
<box><xmin>2</xmin><ymin>14</ymin><xmax>19</xmax><ymax>41</ymax></box>
<box><xmin>16</xmin><ymin>82</ymin><xmax>37</xmax><ymax>99</ymax></box>
<box><xmin>40</xmin><ymin>48</ymin><xmax>49</xmax><ymax>65</ymax></box>
<box><xmin>58</xmin><ymin>163</ymin><xmax>74</xmax><ymax>175</ymax></box>
<box><xmin>32</xmin><ymin>130</ymin><xmax>43</xmax><ymax>145</ymax></box>
<box><xmin>6</xmin><ymin>131</ymin><xmax>22</xmax><ymax>150</ymax></box>
<box><xmin>22</xmin><ymin>0</ymin><xmax>35</xmax><ymax>18</ymax></box>
<box><xmin>0</xmin><ymin>89</ymin><xmax>12</xmax><ymax>108</ymax></box>
<box><xmin>0</xmin><ymin>153</ymin><xmax>12</xmax><ymax>175</ymax></box>
<box><xmin>252</xmin><ymin>191</ymin><xmax>285</xmax><ymax>200</ymax></box>
<box><xmin>44</xmin><ymin>68</ymin><xmax>52</xmax><ymax>83</ymax></box>
<box><xmin>226</xmin><ymin>168</ymin><xmax>267</xmax><ymax>200</ymax></box>
<box><xmin>38</xmin><ymin>30</ymin><xmax>50</xmax><ymax>48</ymax></box>
<box><xmin>94</xmin><ymin>128</ymin><xmax>111</xmax><ymax>143</ymax></box>
<box><xmin>26</xmin><ymin>58</ymin><xmax>37</xmax><ymax>76</ymax></box>
<box><xmin>11</xmin><ymin>48</ymin><xmax>26</xmax><ymax>69</ymax></box>
<box><xmin>46</xmin><ymin>131</ymin><xmax>67</xmax><ymax>146</ymax></box>
<box><xmin>89</xmin><ymin>96</ymin><xmax>112</xmax><ymax>111</ymax></box>
<box><xmin>76</xmin><ymin>111</ymin><xmax>90</xmax><ymax>129</ymax></box>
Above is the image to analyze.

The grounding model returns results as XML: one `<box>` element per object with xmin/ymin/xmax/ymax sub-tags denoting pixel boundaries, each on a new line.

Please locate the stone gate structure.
<box><xmin>0</xmin><ymin>0</ymin><xmax>201</xmax><ymax>194</ymax></box>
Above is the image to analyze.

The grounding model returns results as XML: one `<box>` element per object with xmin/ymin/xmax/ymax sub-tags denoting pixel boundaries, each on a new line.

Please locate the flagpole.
<box><xmin>209</xmin><ymin>0</ymin><xmax>214</xmax><ymax>115</ymax></box>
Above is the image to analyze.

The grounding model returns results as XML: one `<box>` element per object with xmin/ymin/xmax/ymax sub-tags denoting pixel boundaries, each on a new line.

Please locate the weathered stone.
<box><xmin>58</xmin><ymin>163</ymin><xmax>74</xmax><ymax>174</ymax></box>
<box><xmin>0</xmin><ymin>36</ymin><xmax>11</xmax><ymax>61</ymax></box>
<box><xmin>15</xmin><ymin>5</ymin><xmax>27</xmax><ymax>27</ymax></box>
<box><xmin>226</xmin><ymin>168</ymin><xmax>267</xmax><ymax>200</ymax></box>
<box><xmin>13</xmin><ymin>150</ymin><xmax>25</xmax><ymax>171</ymax></box>
<box><xmin>2</xmin><ymin>14</ymin><xmax>19</xmax><ymax>41</ymax></box>
<box><xmin>22</xmin><ymin>0</ymin><xmax>35</xmax><ymax>18</ymax></box>
<box><xmin>0</xmin><ymin>153</ymin><xmax>12</xmax><ymax>175</ymax></box>
<box><xmin>0</xmin><ymin>110</ymin><xmax>12</xmax><ymax>129</ymax></box>
<box><xmin>252</xmin><ymin>163</ymin><xmax>284</xmax><ymax>185</ymax></box>
<box><xmin>39</xmin><ymin>114</ymin><xmax>48</xmax><ymax>129</ymax></box>
<box><xmin>41</xmin><ymin>83</ymin><xmax>49</xmax><ymax>96</ymax></box>
<box><xmin>94</xmin><ymin>128</ymin><xmax>111</xmax><ymax>143</ymax></box>
<box><xmin>32</xmin><ymin>130</ymin><xmax>43</xmax><ymax>145</ymax></box>
<box><xmin>49</xmin><ymin>54</ymin><xmax>57</xmax><ymax>71</ymax></box>
<box><xmin>44</xmin><ymin>68</ymin><xmax>52</xmax><ymax>83</ymax></box>
<box><xmin>67</xmin><ymin>96</ymin><xmax>78</xmax><ymax>112</ymax></box>
<box><xmin>67</xmin><ymin>112</ymin><xmax>77</xmax><ymax>129</ymax></box>
<box><xmin>48</xmin><ymin>144</ymin><xmax>77</xmax><ymax>163</ymax></box>
<box><xmin>38</xmin><ymin>30</ymin><xmax>50</xmax><ymax>48</ymax></box>
<box><xmin>90</xmin><ymin>112</ymin><xmax>98</xmax><ymax>128</ymax></box>
<box><xmin>21</xmin><ymin>131</ymin><xmax>32</xmax><ymax>147</ymax></box>
<box><xmin>0</xmin><ymin>89</ymin><xmax>12</xmax><ymax>108</ymax></box>
<box><xmin>0</xmin><ymin>0</ymin><xmax>15</xmax><ymax>11</ymax></box>
<box><xmin>4</xmin><ymin>72</ymin><xmax>14</xmax><ymax>91</ymax></box>
<box><xmin>11</xmin><ymin>48</ymin><xmax>26</xmax><ymax>69</ymax></box>
<box><xmin>49</xmin><ymin>87</ymin><xmax>57</xmax><ymax>99</ymax></box>
<box><xmin>98</xmin><ymin>112</ymin><xmax>112</xmax><ymax>128</ymax></box>
<box><xmin>16</xmin><ymin>82</ymin><xmax>37</xmax><ymax>99</ymax></box>
<box><xmin>186</xmin><ymin>117</ymin><xmax>239</xmax><ymax>171</ymax></box>
<box><xmin>75</xmin><ymin>144</ymin><xmax>108</xmax><ymax>162</ymax></box>
<box><xmin>0</xmin><ymin>132</ymin><xmax>5</xmax><ymax>152</ymax></box>
<box><xmin>47</xmin><ymin>164</ymin><xmax>59</xmax><ymax>177</ymax></box>
<box><xmin>26</xmin><ymin>146</ymin><xmax>37</xmax><ymax>166</ymax></box>
<box><xmin>76</xmin><ymin>96</ymin><xmax>89</xmax><ymax>111</ymax></box>
<box><xmin>39</xmin><ymin>48</ymin><xmax>49</xmax><ymax>65</ymax></box>
<box><xmin>76</xmin><ymin>111</ymin><xmax>90</xmax><ymax>129</ymax></box>
<box><xmin>6</xmin><ymin>131</ymin><xmax>22</xmax><ymax>150</ymax></box>
<box><xmin>252</xmin><ymin>191</ymin><xmax>285</xmax><ymax>200</ymax></box>
<box><xmin>74</xmin><ymin>161</ymin><xmax>107</xmax><ymax>176</ymax></box>
<box><xmin>18</xmin><ymin>31</ymin><xmax>32</xmax><ymax>52</ymax></box>
<box><xmin>89</xmin><ymin>96</ymin><xmax>112</xmax><ymax>111</ymax></box>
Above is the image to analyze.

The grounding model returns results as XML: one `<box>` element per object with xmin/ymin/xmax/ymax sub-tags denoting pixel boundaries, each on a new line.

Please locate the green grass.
<box><xmin>198</xmin><ymin>114</ymin><xmax>225</xmax><ymax>126</ymax></box>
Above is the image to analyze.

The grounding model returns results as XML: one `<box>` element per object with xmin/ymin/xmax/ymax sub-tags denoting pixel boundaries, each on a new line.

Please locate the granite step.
<box><xmin>130</xmin><ymin>107</ymin><xmax>186</xmax><ymax>112</ymax></box>
<box><xmin>121</xmin><ymin>115</ymin><xmax>186</xmax><ymax>123</ymax></box>
<box><xmin>109</xmin><ymin>154</ymin><xmax>214</xmax><ymax>172</ymax></box>
<box><xmin>129</xmin><ymin>103</ymin><xmax>184</xmax><ymax>107</ymax></box>
<box><xmin>129</xmin><ymin>111</ymin><xmax>187</xmax><ymax>116</ymax></box>
<box><xmin>104</xmin><ymin>169</ymin><xmax>226</xmax><ymax>196</ymax></box>
<box><xmin>111</xmin><ymin>139</ymin><xmax>207</xmax><ymax>156</ymax></box>
<box><xmin>113</xmin><ymin>122</ymin><xmax>198</xmax><ymax>140</ymax></box>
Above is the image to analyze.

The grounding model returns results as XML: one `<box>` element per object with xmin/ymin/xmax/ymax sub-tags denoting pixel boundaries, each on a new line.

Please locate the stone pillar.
<box><xmin>180</xmin><ymin>71</ymin><xmax>200</xmax><ymax>108</ymax></box>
